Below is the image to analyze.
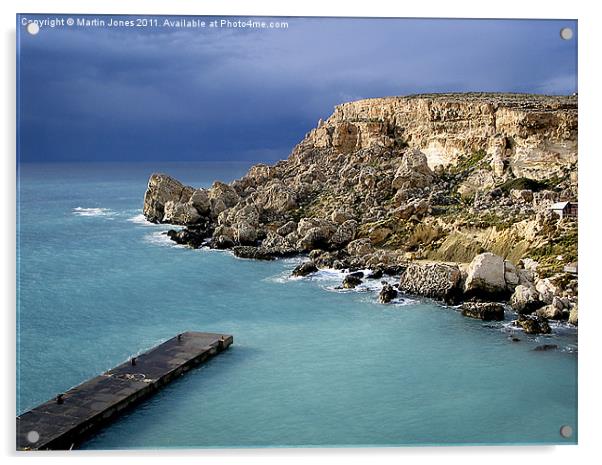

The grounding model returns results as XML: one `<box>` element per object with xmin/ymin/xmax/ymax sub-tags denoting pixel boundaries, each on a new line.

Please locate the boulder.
<box><xmin>292</xmin><ymin>261</ymin><xmax>319</xmax><ymax>277</ymax></box>
<box><xmin>535</xmin><ymin>278</ymin><xmax>562</xmax><ymax>304</ymax></box>
<box><xmin>277</xmin><ymin>221</ymin><xmax>297</xmax><ymax>237</ymax></box>
<box><xmin>229</xmin><ymin>204</ymin><xmax>261</xmax><ymax>227</ymax></box>
<box><xmin>166</xmin><ymin>228</ymin><xmax>206</xmax><ymax>248</ymax></box>
<box><xmin>143</xmin><ymin>173</ymin><xmax>195</xmax><ymax>223</ymax></box>
<box><xmin>536</xmin><ymin>304</ymin><xmax>563</xmax><ymax>320</ymax></box>
<box><xmin>188</xmin><ymin>189</ymin><xmax>211</xmax><ymax>214</ymax></box>
<box><xmin>391</xmin><ymin>149</ymin><xmax>434</xmax><ymax>189</ymax></box>
<box><xmin>515</xmin><ymin>315</ymin><xmax>551</xmax><ymax>335</ymax></box>
<box><xmin>464</xmin><ymin>252</ymin><xmax>508</xmax><ymax>298</ymax></box>
<box><xmin>511</xmin><ymin>189</ymin><xmax>534</xmax><ymax>203</ymax></box>
<box><xmin>231</xmin><ymin>246</ymin><xmax>275</xmax><ymax>261</ymax></box>
<box><xmin>213</xmin><ymin>234</ymin><xmax>235</xmax><ymax>249</ymax></box>
<box><xmin>568</xmin><ymin>305</ymin><xmax>578</xmax><ymax>326</ymax></box>
<box><xmin>254</xmin><ymin>180</ymin><xmax>297</xmax><ymax>214</ymax></box>
<box><xmin>398</xmin><ymin>263</ymin><xmax>462</xmax><ymax>302</ymax></box>
<box><xmin>393</xmin><ymin>203</ymin><xmax>415</xmax><ymax>220</ymax></box>
<box><xmin>330</xmin><ymin>220</ymin><xmax>358</xmax><ymax>247</ymax></box>
<box><xmin>331</xmin><ymin>209</ymin><xmax>351</xmax><ymax>224</ymax></box>
<box><xmin>383</xmin><ymin>265</ymin><xmax>406</xmax><ymax>276</ymax></box>
<box><xmin>209</xmin><ymin>181</ymin><xmax>240</xmax><ymax>209</ymax></box>
<box><xmin>378</xmin><ymin>283</ymin><xmax>398</xmax><ymax>303</ymax></box>
<box><xmin>162</xmin><ymin>201</ymin><xmax>201</xmax><ymax>225</ymax></box>
<box><xmin>367</xmin><ymin>269</ymin><xmax>384</xmax><ymax>280</ymax></box>
<box><xmin>510</xmin><ymin>284</ymin><xmax>544</xmax><ymax>314</ymax></box>
<box><xmin>460</xmin><ymin>302</ymin><xmax>505</xmax><ymax>321</ymax></box>
<box><xmin>504</xmin><ymin>260</ymin><xmax>520</xmax><ymax>288</ymax></box>
<box><xmin>298</xmin><ymin>226</ymin><xmax>332</xmax><ymax>251</ymax></box>
<box><xmin>369</xmin><ymin>227</ymin><xmax>392</xmax><ymax>245</ymax></box>
<box><xmin>342</xmin><ymin>273</ymin><xmax>363</xmax><ymax>289</ymax></box>
<box><xmin>233</xmin><ymin>221</ymin><xmax>257</xmax><ymax>245</ymax></box>
<box><xmin>212</xmin><ymin>197</ymin><xmax>229</xmax><ymax>216</ymax></box>
<box><xmin>346</xmin><ymin>238</ymin><xmax>374</xmax><ymax>257</ymax></box>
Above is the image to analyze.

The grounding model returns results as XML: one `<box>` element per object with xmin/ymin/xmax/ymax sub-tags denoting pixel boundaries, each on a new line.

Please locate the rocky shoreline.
<box><xmin>142</xmin><ymin>93</ymin><xmax>578</xmax><ymax>337</ymax></box>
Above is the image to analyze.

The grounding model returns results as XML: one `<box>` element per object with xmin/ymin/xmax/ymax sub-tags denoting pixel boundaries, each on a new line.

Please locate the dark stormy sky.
<box><xmin>17</xmin><ymin>16</ymin><xmax>578</xmax><ymax>163</ymax></box>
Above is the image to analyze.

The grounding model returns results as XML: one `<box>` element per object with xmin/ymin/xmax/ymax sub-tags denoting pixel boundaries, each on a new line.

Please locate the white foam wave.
<box><xmin>127</xmin><ymin>213</ymin><xmax>157</xmax><ymax>226</ymax></box>
<box><xmin>72</xmin><ymin>207</ymin><xmax>114</xmax><ymax>217</ymax></box>
<box><xmin>267</xmin><ymin>264</ymin><xmax>416</xmax><ymax>305</ymax></box>
<box><xmin>143</xmin><ymin>231</ymin><xmax>184</xmax><ymax>248</ymax></box>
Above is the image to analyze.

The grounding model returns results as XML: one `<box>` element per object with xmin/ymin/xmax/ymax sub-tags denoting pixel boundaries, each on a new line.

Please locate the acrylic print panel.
<box><xmin>16</xmin><ymin>14</ymin><xmax>578</xmax><ymax>450</ymax></box>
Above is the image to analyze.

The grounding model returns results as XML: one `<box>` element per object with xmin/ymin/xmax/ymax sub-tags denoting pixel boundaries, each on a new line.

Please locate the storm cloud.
<box><xmin>17</xmin><ymin>16</ymin><xmax>577</xmax><ymax>163</ymax></box>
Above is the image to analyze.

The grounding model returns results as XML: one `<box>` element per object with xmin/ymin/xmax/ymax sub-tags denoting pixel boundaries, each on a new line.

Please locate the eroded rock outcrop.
<box><xmin>143</xmin><ymin>174</ymin><xmax>195</xmax><ymax>223</ymax></box>
<box><xmin>398</xmin><ymin>263</ymin><xmax>462</xmax><ymax>302</ymax></box>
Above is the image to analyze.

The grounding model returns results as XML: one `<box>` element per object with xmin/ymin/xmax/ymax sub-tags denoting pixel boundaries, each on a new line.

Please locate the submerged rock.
<box><xmin>460</xmin><ymin>302</ymin><xmax>505</xmax><ymax>321</ymax></box>
<box><xmin>533</xmin><ymin>344</ymin><xmax>559</xmax><ymax>351</ymax></box>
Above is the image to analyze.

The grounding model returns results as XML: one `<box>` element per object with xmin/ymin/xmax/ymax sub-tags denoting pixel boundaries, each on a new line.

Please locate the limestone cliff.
<box><xmin>300</xmin><ymin>93</ymin><xmax>577</xmax><ymax>181</ymax></box>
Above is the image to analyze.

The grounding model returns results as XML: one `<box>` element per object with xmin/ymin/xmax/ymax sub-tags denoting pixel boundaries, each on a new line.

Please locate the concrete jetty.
<box><xmin>17</xmin><ymin>331</ymin><xmax>233</xmax><ymax>450</ymax></box>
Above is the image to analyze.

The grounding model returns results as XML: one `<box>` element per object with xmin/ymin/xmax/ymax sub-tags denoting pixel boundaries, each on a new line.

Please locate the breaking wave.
<box><xmin>72</xmin><ymin>207</ymin><xmax>114</xmax><ymax>217</ymax></box>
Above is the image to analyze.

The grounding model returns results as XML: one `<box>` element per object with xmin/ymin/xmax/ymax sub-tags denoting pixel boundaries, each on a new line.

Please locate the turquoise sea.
<box><xmin>16</xmin><ymin>162</ymin><xmax>578</xmax><ymax>448</ymax></box>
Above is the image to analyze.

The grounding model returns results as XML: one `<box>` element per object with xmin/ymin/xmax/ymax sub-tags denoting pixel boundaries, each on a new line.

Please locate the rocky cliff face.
<box><xmin>142</xmin><ymin>93</ymin><xmax>578</xmax><ymax>326</ymax></box>
<box><xmin>301</xmin><ymin>93</ymin><xmax>577</xmax><ymax>181</ymax></box>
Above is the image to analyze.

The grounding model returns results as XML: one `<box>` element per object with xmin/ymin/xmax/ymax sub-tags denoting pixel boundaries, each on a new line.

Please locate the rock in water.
<box><xmin>166</xmin><ymin>228</ymin><xmax>206</xmax><ymax>248</ymax></box>
<box><xmin>464</xmin><ymin>253</ymin><xmax>509</xmax><ymax>299</ymax></box>
<box><xmin>367</xmin><ymin>269</ymin><xmax>384</xmax><ymax>279</ymax></box>
<box><xmin>342</xmin><ymin>274</ymin><xmax>363</xmax><ymax>289</ymax></box>
<box><xmin>231</xmin><ymin>246</ymin><xmax>275</xmax><ymax>261</ymax></box>
<box><xmin>378</xmin><ymin>283</ymin><xmax>398</xmax><ymax>303</ymax></box>
<box><xmin>398</xmin><ymin>263</ymin><xmax>462</xmax><ymax>302</ymax></box>
<box><xmin>460</xmin><ymin>302</ymin><xmax>505</xmax><ymax>321</ymax></box>
<box><xmin>515</xmin><ymin>315</ymin><xmax>551</xmax><ymax>334</ymax></box>
<box><xmin>292</xmin><ymin>261</ymin><xmax>318</xmax><ymax>277</ymax></box>
<box><xmin>143</xmin><ymin>173</ymin><xmax>195</xmax><ymax>223</ymax></box>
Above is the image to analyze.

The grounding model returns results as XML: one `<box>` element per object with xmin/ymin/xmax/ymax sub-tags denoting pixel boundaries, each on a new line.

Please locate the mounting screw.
<box><xmin>560</xmin><ymin>425</ymin><xmax>573</xmax><ymax>438</ymax></box>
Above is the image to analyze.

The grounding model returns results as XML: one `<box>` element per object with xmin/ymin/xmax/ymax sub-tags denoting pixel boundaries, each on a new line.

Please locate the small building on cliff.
<box><xmin>549</xmin><ymin>201</ymin><xmax>578</xmax><ymax>219</ymax></box>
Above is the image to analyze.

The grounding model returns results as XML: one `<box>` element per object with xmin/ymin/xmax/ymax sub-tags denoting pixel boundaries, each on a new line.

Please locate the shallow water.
<box><xmin>17</xmin><ymin>162</ymin><xmax>578</xmax><ymax>447</ymax></box>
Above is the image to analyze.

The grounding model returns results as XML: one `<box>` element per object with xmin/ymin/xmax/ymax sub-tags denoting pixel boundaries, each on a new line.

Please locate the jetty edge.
<box><xmin>17</xmin><ymin>331</ymin><xmax>233</xmax><ymax>451</ymax></box>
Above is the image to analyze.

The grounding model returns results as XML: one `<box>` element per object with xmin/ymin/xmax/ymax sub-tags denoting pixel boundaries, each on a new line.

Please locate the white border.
<box><xmin>2</xmin><ymin>1</ymin><xmax>601</xmax><ymax>463</ymax></box>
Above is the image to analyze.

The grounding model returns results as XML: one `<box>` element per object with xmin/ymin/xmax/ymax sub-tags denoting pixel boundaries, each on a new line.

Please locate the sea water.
<box><xmin>16</xmin><ymin>162</ymin><xmax>578</xmax><ymax>448</ymax></box>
